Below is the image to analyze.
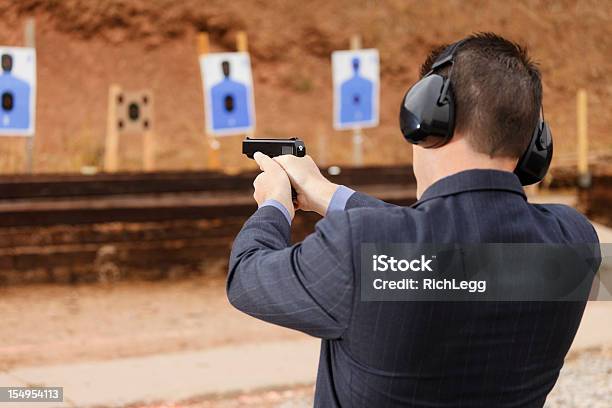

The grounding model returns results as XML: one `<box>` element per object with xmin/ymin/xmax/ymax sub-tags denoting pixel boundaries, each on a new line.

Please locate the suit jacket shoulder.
<box><xmin>533</xmin><ymin>203</ymin><xmax>600</xmax><ymax>244</ymax></box>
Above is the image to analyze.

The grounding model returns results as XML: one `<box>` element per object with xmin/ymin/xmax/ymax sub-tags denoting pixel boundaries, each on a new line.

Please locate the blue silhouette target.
<box><xmin>332</xmin><ymin>49</ymin><xmax>379</xmax><ymax>130</ymax></box>
<box><xmin>0</xmin><ymin>47</ymin><xmax>36</xmax><ymax>136</ymax></box>
<box><xmin>200</xmin><ymin>52</ymin><xmax>255</xmax><ymax>136</ymax></box>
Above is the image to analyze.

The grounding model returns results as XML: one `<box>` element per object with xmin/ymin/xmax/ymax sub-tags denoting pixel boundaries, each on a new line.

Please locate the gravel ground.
<box><xmin>135</xmin><ymin>385</ymin><xmax>314</xmax><ymax>408</ymax></box>
<box><xmin>545</xmin><ymin>348</ymin><xmax>612</xmax><ymax>408</ymax></box>
<box><xmin>140</xmin><ymin>348</ymin><xmax>612</xmax><ymax>408</ymax></box>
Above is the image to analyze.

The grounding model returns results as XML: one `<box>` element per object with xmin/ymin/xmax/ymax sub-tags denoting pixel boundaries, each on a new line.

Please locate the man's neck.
<box><xmin>414</xmin><ymin>138</ymin><xmax>517</xmax><ymax>198</ymax></box>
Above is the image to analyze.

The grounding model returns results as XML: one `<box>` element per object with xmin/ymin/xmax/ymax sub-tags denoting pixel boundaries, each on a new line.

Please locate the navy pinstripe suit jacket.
<box><xmin>227</xmin><ymin>169</ymin><xmax>600</xmax><ymax>407</ymax></box>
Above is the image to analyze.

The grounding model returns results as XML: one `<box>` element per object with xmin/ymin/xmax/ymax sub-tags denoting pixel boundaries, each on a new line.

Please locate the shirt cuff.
<box><xmin>326</xmin><ymin>185</ymin><xmax>355</xmax><ymax>215</ymax></box>
<box><xmin>259</xmin><ymin>199</ymin><xmax>292</xmax><ymax>225</ymax></box>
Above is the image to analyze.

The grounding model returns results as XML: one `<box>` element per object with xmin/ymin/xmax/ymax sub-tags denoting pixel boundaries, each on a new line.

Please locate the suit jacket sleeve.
<box><xmin>227</xmin><ymin>205</ymin><xmax>354</xmax><ymax>339</ymax></box>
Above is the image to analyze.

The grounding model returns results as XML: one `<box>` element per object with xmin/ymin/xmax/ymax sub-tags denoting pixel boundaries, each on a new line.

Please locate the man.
<box><xmin>227</xmin><ymin>33</ymin><xmax>600</xmax><ymax>407</ymax></box>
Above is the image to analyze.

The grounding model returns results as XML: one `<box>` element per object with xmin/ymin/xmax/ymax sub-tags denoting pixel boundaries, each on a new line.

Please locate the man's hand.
<box><xmin>273</xmin><ymin>155</ymin><xmax>339</xmax><ymax>216</ymax></box>
<box><xmin>253</xmin><ymin>152</ymin><xmax>295</xmax><ymax>220</ymax></box>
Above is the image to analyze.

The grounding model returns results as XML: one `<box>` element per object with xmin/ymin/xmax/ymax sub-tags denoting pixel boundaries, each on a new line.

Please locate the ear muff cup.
<box><xmin>399</xmin><ymin>74</ymin><xmax>455</xmax><ymax>148</ymax></box>
<box><xmin>513</xmin><ymin>120</ymin><xmax>553</xmax><ymax>185</ymax></box>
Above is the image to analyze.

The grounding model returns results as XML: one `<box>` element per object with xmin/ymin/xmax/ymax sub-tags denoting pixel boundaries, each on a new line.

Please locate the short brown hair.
<box><xmin>420</xmin><ymin>33</ymin><xmax>542</xmax><ymax>158</ymax></box>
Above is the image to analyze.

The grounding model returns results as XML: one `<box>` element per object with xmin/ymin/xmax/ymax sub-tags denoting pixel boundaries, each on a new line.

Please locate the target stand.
<box><xmin>104</xmin><ymin>85</ymin><xmax>155</xmax><ymax>172</ymax></box>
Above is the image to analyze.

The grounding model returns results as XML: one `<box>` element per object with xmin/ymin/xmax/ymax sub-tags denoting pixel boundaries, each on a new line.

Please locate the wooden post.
<box><xmin>197</xmin><ymin>31</ymin><xmax>209</xmax><ymax>55</ymax></box>
<box><xmin>316</xmin><ymin>123</ymin><xmax>327</xmax><ymax>167</ymax></box>
<box><xmin>350</xmin><ymin>35</ymin><xmax>362</xmax><ymax>53</ymax></box>
<box><xmin>236</xmin><ymin>31</ymin><xmax>248</xmax><ymax>53</ymax></box>
<box><xmin>235</xmin><ymin>30</ymin><xmax>253</xmax><ymax>172</ymax></box>
<box><xmin>350</xmin><ymin>34</ymin><xmax>364</xmax><ymax>166</ymax></box>
<box><xmin>198</xmin><ymin>32</ymin><xmax>221</xmax><ymax>170</ymax></box>
<box><xmin>236</xmin><ymin>33</ymin><xmax>250</xmax><ymax>139</ymax></box>
<box><xmin>142</xmin><ymin>91</ymin><xmax>155</xmax><ymax>171</ymax></box>
<box><xmin>143</xmin><ymin>131</ymin><xmax>155</xmax><ymax>171</ymax></box>
<box><xmin>577</xmin><ymin>88</ymin><xmax>590</xmax><ymax>188</ymax></box>
<box><xmin>24</xmin><ymin>18</ymin><xmax>35</xmax><ymax>173</ymax></box>
<box><xmin>104</xmin><ymin>84</ymin><xmax>121</xmax><ymax>172</ymax></box>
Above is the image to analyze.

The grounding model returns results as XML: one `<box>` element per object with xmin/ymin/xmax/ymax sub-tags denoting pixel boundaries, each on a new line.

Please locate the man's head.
<box><xmin>411</xmin><ymin>33</ymin><xmax>543</xmax><ymax>195</ymax></box>
<box><xmin>420</xmin><ymin>32</ymin><xmax>542</xmax><ymax>158</ymax></box>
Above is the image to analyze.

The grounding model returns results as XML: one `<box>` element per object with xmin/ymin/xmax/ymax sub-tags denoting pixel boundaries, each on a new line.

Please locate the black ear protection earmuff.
<box><xmin>399</xmin><ymin>39</ymin><xmax>553</xmax><ymax>185</ymax></box>
<box><xmin>513</xmin><ymin>115</ymin><xmax>553</xmax><ymax>185</ymax></box>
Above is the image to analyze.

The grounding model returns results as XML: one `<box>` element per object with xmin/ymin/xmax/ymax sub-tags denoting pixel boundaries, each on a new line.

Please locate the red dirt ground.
<box><xmin>0</xmin><ymin>0</ymin><xmax>609</xmax><ymax>173</ymax></box>
<box><xmin>0</xmin><ymin>276</ymin><xmax>303</xmax><ymax>371</ymax></box>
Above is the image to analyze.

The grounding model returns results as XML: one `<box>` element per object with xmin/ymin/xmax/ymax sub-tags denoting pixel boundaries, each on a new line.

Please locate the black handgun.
<box><xmin>242</xmin><ymin>137</ymin><xmax>306</xmax><ymax>159</ymax></box>
<box><xmin>242</xmin><ymin>137</ymin><xmax>306</xmax><ymax>201</ymax></box>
